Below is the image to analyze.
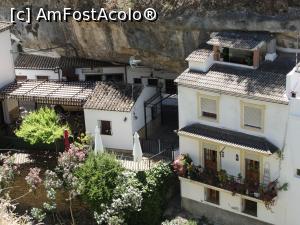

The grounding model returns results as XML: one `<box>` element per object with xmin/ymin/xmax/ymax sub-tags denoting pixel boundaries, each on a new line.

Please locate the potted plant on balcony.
<box><xmin>218</xmin><ymin>169</ymin><xmax>228</xmax><ymax>188</ymax></box>
<box><xmin>172</xmin><ymin>154</ymin><xmax>192</xmax><ymax>177</ymax></box>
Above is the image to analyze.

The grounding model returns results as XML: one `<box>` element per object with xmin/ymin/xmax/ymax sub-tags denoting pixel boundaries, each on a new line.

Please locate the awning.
<box><xmin>178</xmin><ymin>123</ymin><xmax>279</xmax><ymax>155</ymax></box>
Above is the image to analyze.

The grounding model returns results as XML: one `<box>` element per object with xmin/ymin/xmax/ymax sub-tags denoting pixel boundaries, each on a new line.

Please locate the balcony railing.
<box><xmin>182</xmin><ymin>167</ymin><xmax>277</xmax><ymax>202</ymax></box>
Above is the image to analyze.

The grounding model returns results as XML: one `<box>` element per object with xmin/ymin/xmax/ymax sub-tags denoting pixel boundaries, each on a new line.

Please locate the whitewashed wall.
<box><xmin>180</xmin><ymin>178</ymin><xmax>276</xmax><ymax>224</ymax></box>
<box><xmin>188</xmin><ymin>55</ymin><xmax>214</xmax><ymax>72</ymax></box>
<box><xmin>131</xmin><ymin>86</ymin><xmax>156</xmax><ymax>132</ymax></box>
<box><xmin>0</xmin><ymin>30</ymin><xmax>15</xmax><ymax>88</ymax></box>
<box><xmin>274</xmin><ymin>97</ymin><xmax>300</xmax><ymax>225</ymax></box>
<box><xmin>15</xmin><ymin>68</ymin><xmax>61</xmax><ymax>80</ymax></box>
<box><xmin>77</xmin><ymin>66</ymin><xmax>125</xmax><ymax>81</ymax></box>
<box><xmin>178</xmin><ymin>85</ymin><xmax>289</xmax><ymax>149</ymax></box>
<box><xmin>84</xmin><ymin>109</ymin><xmax>133</xmax><ymax>150</ymax></box>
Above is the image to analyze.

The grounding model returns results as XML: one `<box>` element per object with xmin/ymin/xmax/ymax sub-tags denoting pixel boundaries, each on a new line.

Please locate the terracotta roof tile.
<box><xmin>0</xmin><ymin>21</ymin><xmax>12</xmax><ymax>33</ymax></box>
<box><xmin>83</xmin><ymin>82</ymin><xmax>143</xmax><ymax>112</ymax></box>
<box><xmin>186</xmin><ymin>49</ymin><xmax>213</xmax><ymax>63</ymax></box>
<box><xmin>207</xmin><ymin>31</ymin><xmax>273</xmax><ymax>50</ymax></box>
<box><xmin>14</xmin><ymin>54</ymin><xmax>125</xmax><ymax>70</ymax></box>
<box><xmin>175</xmin><ymin>62</ymin><xmax>289</xmax><ymax>104</ymax></box>
<box><xmin>14</xmin><ymin>54</ymin><xmax>60</xmax><ymax>69</ymax></box>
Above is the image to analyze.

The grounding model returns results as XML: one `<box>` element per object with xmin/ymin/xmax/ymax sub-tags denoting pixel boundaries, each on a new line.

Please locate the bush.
<box><xmin>15</xmin><ymin>107</ymin><xmax>68</xmax><ymax>146</ymax></box>
<box><xmin>127</xmin><ymin>163</ymin><xmax>178</xmax><ymax>225</ymax></box>
<box><xmin>75</xmin><ymin>153</ymin><xmax>124</xmax><ymax>212</ymax></box>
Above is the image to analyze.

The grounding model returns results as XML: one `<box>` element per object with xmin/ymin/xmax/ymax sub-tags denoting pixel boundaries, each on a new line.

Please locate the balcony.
<box><xmin>173</xmin><ymin>155</ymin><xmax>278</xmax><ymax>209</ymax></box>
<box><xmin>187</xmin><ymin>167</ymin><xmax>277</xmax><ymax>202</ymax></box>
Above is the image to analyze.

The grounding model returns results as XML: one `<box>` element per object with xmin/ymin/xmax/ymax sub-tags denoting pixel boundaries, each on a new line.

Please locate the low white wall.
<box><xmin>15</xmin><ymin>68</ymin><xmax>60</xmax><ymax>80</ymax></box>
<box><xmin>84</xmin><ymin>109</ymin><xmax>133</xmax><ymax>150</ymax></box>
<box><xmin>180</xmin><ymin>178</ymin><xmax>275</xmax><ymax>224</ymax></box>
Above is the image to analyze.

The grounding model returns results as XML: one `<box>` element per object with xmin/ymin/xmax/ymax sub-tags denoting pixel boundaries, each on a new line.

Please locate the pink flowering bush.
<box><xmin>0</xmin><ymin>153</ymin><xmax>20</xmax><ymax>191</ymax></box>
<box><xmin>172</xmin><ymin>154</ymin><xmax>192</xmax><ymax>177</ymax></box>
<box><xmin>25</xmin><ymin>167</ymin><xmax>42</xmax><ymax>191</ymax></box>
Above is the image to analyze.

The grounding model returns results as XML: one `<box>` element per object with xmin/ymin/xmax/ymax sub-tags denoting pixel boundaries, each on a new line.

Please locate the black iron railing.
<box><xmin>183</xmin><ymin>167</ymin><xmax>277</xmax><ymax>201</ymax></box>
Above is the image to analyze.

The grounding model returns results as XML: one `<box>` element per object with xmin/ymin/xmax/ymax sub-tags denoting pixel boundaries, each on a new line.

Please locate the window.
<box><xmin>36</xmin><ymin>76</ymin><xmax>49</xmax><ymax>81</ymax></box>
<box><xmin>199</xmin><ymin>95</ymin><xmax>218</xmax><ymax>121</ymax></box>
<box><xmin>105</xmin><ymin>73</ymin><xmax>124</xmax><ymax>82</ymax></box>
<box><xmin>243</xmin><ymin>199</ymin><xmax>257</xmax><ymax>217</ymax></box>
<box><xmin>148</xmin><ymin>78</ymin><xmax>158</xmax><ymax>86</ymax></box>
<box><xmin>16</xmin><ymin>75</ymin><xmax>27</xmax><ymax>81</ymax></box>
<box><xmin>85</xmin><ymin>74</ymin><xmax>103</xmax><ymax>81</ymax></box>
<box><xmin>205</xmin><ymin>188</ymin><xmax>219</xmax><ymax>205</ymax></box>
<box><xmin>99</xmin><ymin>120</ymin><xmax>112</xmax><ymax>135</ymax></box>
<box><xmin>133</xmin><ymin>78</ymin><xmax>142</xmax><ymax>84</ymax></box>
<box><xmin>296</xmin><ymin>169</ymin><xmax>300</xmax><ymax>177</ymax></box>
<box><xmin>165</xmin><ymin>79</ymin><xmax>177</xmax><ymax>94</ymax></box>
<box><xmin>242</xmin><ymin>103</ymin><xmax>264</xmax><ymax>131</ymax></box>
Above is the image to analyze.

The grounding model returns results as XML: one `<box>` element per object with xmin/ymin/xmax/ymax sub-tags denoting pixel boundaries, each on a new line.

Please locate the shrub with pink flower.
<box><xmin>172</xmin><ymin>154</ymin><xmax>193</xmax><ymax>177</ymax></box>
<box><xmin>0</xmin><ymin>153</ymin><xmax>20</xmax><ymax>190</ymax></box>
<box><xmin>25</xmin><ymin>167</ymin><xmax>42</xmax><ymax>191</ymax></box>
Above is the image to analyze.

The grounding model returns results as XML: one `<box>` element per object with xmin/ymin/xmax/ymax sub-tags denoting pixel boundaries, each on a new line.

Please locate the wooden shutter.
<box><xmin>244</xmin><ymin>106</ymin><xmax>262</xmax><ymax>129</ymax></box>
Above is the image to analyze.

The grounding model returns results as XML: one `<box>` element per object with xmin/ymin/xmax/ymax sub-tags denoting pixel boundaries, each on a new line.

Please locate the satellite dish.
<box><xmin>129</xmin><ymin>56</ymin><xmax>142</xmax><ymax>68</ymax></box>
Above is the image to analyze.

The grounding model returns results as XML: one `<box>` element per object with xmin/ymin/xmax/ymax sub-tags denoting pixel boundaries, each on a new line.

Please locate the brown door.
<box><xmin>204</xmin><ymin>148</ymin><xmax>218</xmax><ymax>172</ymax></box>
<box><xmin>245</xmin><ymin>159</ymin><xmax>260</xmax><ymax>185</ymax></box>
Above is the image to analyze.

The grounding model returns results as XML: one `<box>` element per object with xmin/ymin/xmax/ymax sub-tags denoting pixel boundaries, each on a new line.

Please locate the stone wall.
<box><xmin>0</xmin><ymin>1</ymin><xmax>300</xmax><ymax>72</ymax></box>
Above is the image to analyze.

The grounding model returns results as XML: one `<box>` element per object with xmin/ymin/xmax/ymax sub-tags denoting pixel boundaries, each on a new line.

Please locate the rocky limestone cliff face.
<box><xmin>1</xmin><ymin>0</ymin><xmax>300</xmax><ymax>72</ymax></box>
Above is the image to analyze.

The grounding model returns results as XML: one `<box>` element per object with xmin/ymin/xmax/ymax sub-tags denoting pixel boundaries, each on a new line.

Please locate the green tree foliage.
<box><xmin>75</xmin><ymin>153</ymin><xmax>124</xmax><ymax>212</ymax></box>
<box><xmin>127</xmin><ymin>163</ymin><xmax>178</xmax><ymax>225</ymax></box>
<box><xmin>15</xmin><ymin>107</ymin><xmax>68</xmax><ymax>145</ymax></box>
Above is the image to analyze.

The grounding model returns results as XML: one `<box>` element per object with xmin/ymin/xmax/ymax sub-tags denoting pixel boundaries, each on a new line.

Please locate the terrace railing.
<box><xmin>183</xmin><ymin>167</ymin><xmax>277</xmax><ymax>202</ymax></box>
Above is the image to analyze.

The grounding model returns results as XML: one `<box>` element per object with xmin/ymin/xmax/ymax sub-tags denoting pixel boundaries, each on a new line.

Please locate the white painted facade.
<box><xmin>180</xmin><ymin>177</ymin><xmax>276</xmax><ymax>224</ymax></box>
<box><xmin>84</xmin><ymin>86</ymin><xmax>156</xmax><ymax>151</ymax></box>
<box><xmin>177</xmin><ymin>45</ymin><xmax>300</xmax><ymax>224</ymax></box>
<box><xmin>0</xmin><ymin>29</ymin><xmax>15</xmax><ymax>88</ymax></box>
<box><xmin>0</xmin><ymin>28</ymin><xmax>16</xmax><ymax>124</ymax></box>
<box><xmin>77</xmin><ymin>66</ymin><xmax>125</xmax><ymax>81</ymax></box>
<box><xmin>15</xmin><ymin>68</ymin><xmax>61</xmax><ymax>80</ymax></box>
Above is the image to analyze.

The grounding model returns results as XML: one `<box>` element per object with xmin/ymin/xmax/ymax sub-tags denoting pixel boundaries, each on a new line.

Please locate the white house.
<box><xmin>14</xmin><ymin>53</ymin><xmax>126</xmax><ymax>82</ymax></box>
<box><xmin>175</xmin><ymin>31</ymin><xmax>299</xmax><ymax>225</ymax></box>
<box><xmin>0</xmin><ymin>21</ymin><xmax>16</xmax><ymax>125</ymax></box>
<box><xmin>83</xmin><ymin>82</ymin><xmax>156</xmax><ymax>151</ymax></box>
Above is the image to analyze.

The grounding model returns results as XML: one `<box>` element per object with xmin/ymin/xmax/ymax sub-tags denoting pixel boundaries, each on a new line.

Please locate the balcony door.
<box><xmin>204</xmin><ymin>148</ymin><xmax>218</xmax><ymax>172</ymax></box>
<box><xmin>245</xmin><ymin>159</ymin><xmax>260</xmax><ymax>185</ymax></box>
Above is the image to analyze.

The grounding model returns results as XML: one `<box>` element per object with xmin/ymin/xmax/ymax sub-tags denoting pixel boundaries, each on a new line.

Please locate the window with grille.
<box><xmin>99</xmin><ymin>120</ymin><xmax>112</xmax><ymax>135</ymax></box>
<box><xmin>243</xmin><ymin>105</ymin><xmax>263</xmax><ymax>130</ymax></box>
<box><xmin>200</xmin><ymin>97</ymin><xmax>217</xmax><ymax>120</ymax></box>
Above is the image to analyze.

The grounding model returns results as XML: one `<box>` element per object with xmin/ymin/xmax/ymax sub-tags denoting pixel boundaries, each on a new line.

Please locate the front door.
<box><xmin>245</xmin><ymin>159</ymin><xmax>260</xmax><ymax>185</ymax></box>
<box><xmin>204</xmin><ymin>148</ymin><xmax>218</xmax><ymax>172</ymax></box>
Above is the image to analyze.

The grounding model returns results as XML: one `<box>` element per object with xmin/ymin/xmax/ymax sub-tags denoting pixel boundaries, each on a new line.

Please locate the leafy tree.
<box><xmin>15</xmin><ymin>107</ymin><xmax>68</xmax><ymax>145</ymax></box>
<box><xmin>75</xmin><ymin>153</ymin><xmax>124</xmax><ymax>212</ymax></box>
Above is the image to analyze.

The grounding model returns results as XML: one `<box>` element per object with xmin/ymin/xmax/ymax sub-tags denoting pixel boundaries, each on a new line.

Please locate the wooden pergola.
<box><xmin>0</xmin><ymin>80</ymin><xmax>96</xmax><ymax>106</ymax></box>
